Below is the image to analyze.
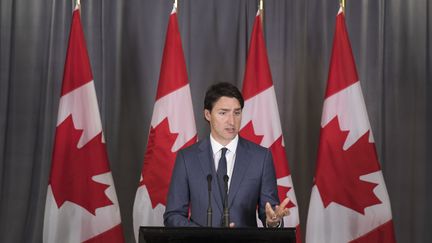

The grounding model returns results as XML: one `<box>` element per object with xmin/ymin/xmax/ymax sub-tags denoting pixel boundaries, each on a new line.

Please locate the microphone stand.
<box><xmin>222</xmin><ymin>175</ymin><xmax>230</xmax><ymax>227</ymax></box>
<box><xmin>207</xmin><ymin>174</ymin><xmax>212</xmax><ymax>227</ymax></box>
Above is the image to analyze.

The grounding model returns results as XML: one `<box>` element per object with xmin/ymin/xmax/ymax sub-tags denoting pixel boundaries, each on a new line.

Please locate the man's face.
<box><xmin>205</xmin><ymin>96</ymin><xmax>242</xmax><ymax>146</ymax></box>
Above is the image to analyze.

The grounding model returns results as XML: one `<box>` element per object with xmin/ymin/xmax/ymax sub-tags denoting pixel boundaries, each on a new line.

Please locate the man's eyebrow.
<box><xmin>217</xmin><ymin>108</ymin><xmax>241</xmax><ymax>111</ymax></box>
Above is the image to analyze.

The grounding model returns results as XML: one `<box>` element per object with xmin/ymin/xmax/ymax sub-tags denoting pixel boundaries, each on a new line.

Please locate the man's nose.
<box><xmin>227</xmin><ymin>113</ymin><xmax>235</xmax><ymax>125</ymax></box>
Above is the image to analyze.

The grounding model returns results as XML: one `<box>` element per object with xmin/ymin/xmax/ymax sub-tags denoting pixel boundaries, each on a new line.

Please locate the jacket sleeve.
<box><xmin>163</xmin><ymin>150</ymin><xmax>200</xmax><ymax>227</ymax></box>
<box><xmin>258</xmin><ymin>149</ymin><xmax>282</xmax><ymax>227</ymax></box>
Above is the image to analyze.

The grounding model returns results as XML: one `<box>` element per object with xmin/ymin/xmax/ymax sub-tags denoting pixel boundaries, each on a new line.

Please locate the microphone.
<box><xmin>207</xmin><ymin>174</ymin><xmax>212</xmax><ymax>227</ymax></box>
<box><xmin>222</xmin><ymin>175</ymin><xmax>230</xmax><ymax>227</ymax></box>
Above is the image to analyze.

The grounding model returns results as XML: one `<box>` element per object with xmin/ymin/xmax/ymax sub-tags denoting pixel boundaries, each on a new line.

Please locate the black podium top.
<box><xmin>139</xmin><ymin>226</ymin><xmax>296</xmax><ymax>243</ymax></box>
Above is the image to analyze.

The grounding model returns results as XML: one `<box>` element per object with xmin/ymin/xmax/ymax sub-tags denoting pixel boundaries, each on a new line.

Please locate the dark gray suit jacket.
<box><xmin>163</xmin><ymin>136</ymin><xmax>280</xmax><ymax>227</ymax></box>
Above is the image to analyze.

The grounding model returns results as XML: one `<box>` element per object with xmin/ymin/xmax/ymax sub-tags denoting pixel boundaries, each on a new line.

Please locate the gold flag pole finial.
<box><xmin>259</xmin><ymin>0</ymin><xmax>264</xmax><ymax>25</ymax></box>
<box><xmin>341</xmin><ymin>0</ymin><xmax>346</xmax><ymax>13</ymax></box>
<box><xmin>174</xmin><ymin>0</ymin><xmax>178</xmax><ymax>10</ymax></box>
<box><xmin>73</xmin><ymin>0</ymin><xmax>81</xmax><ymax>12</ymax></box>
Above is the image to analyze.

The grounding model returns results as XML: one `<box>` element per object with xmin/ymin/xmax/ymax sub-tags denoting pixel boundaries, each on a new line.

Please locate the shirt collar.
<box><xmin>209</xmin><ymin>134</ymin><xmax>239</xmax><ymax>155</ymax></box>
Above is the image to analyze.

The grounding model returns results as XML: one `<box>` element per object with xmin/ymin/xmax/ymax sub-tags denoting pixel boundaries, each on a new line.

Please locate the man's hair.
<box><xmin>204</xmin><ymin>82</ymin><xmax>244</xmax><ymax>111</ymax></box>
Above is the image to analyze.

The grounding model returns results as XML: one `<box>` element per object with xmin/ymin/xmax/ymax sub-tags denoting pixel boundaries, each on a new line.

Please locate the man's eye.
<box><xmin>219</xmin><ymin>112</ymin><xmax>226</xmax><ymax>115</ymax></box>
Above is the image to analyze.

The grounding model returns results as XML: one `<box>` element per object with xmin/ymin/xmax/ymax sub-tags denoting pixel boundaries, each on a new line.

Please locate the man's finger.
<box><xmin>279</xmin><ymin>197</ymin><xmax>290</xmax><ymax>208</ymax></box>
<box><xmin>265</xmin><ymin>202</ymin><xmax>274</xmax><ymax>213</ymax></box>
<box><xmin>265</xmin><ymin>202</ymin><xmax>276</xmax><ymax>219</ymax></box>
<box><xmin>278</xmin><ymin>207</ymin><xmax>290</xmax><ymax>217</ymax></box>
<box><xmin>274</xmin><ymin>198</ymin><xmax>291</xmax><ymax>218</ymax></box>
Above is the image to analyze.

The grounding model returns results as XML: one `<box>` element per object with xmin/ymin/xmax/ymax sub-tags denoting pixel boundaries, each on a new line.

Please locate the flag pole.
<box><xmin>174</xmin><ymin>0</ymin><xmax>178</xmax><ymax>14</ymax></box>
<box><xmin>259</xmin><ymin>0</ymin><xmax>264</xmax><ymax>26</ymax></box>
<box><xmin>340</xmin><ymin>0</ymin><xmax>346</xmax><ymax>13</ymax></box>
<box><xmin>73</xmin><ymin>0</ymin><xmax>81</xmax><ymax>12</ymax></box>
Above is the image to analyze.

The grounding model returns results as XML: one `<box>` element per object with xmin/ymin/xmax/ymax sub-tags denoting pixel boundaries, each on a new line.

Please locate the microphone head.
<box><xmin>223</xmin><ymin>175</ymin><xmax>229</xmax><ymax>183</ymax></box>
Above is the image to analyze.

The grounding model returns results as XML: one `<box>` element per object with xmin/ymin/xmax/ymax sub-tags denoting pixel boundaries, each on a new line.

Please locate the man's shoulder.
<box><xmin>178</xmin><ymin>138</ymin><xmax>209</xmax><ymax>155</ymax></box>
<box><xmin>238</xmin><ymin>137</ymin><xmax>272</xmax><ymax>165</ymax></box>
<box><xmin>239</xmin><ymin>136</ymin><xmax>269</xmax><ymax>153</ymax></box>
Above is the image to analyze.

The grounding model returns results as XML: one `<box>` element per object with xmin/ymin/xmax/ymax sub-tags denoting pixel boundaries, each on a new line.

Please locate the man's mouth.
<box><xmin>225</xmin><ymin>128</ymin><xmax>236</xmax><ymax>133</ymax></box>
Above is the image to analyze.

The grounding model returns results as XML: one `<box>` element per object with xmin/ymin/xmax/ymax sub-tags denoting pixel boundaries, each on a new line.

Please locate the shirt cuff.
<box><xmin>266</xmin><ymin>219</ymin><xmax>281</xmax><ymax>228</ymax></box>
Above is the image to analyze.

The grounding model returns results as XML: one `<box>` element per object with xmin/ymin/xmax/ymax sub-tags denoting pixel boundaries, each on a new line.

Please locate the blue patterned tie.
<box><xmin>217</xmin><ymin>148</ymin><xmax>228</xmax><ymax>193</ymax></box>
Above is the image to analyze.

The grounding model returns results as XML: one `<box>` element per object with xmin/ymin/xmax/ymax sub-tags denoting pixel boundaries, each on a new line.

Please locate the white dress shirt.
<box><xmin>209</xmin><ymin>134</ymin><xmax>238</xmax><ymax>190</ymax></box>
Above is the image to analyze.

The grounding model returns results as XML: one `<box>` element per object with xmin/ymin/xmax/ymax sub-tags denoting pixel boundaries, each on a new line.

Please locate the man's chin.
<box><xmin>223</xmin><ymin>134</ymin><xmax>237</xmax><ymax>141</ymax></box>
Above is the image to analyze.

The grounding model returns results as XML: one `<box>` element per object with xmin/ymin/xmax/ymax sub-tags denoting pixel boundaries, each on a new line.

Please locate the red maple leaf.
<box><xmin>240</xmin><ymin>121</ymin><xmax>264</xmax><ymax>145</ymax></box>
<box><xmin>269</xmin><ymin>136</ymin><xmax>295</xmax><ymax>209</ymax></box>
<box><xmin>50</xmin><ymin>116</ymin><xmax>112</xmax><ymax>215</ymax></box>
<box><xmin>141</xmin><ymin>118</ymin><xmax>196</xmax><ymax>208</ymax></box>
<box><xmin>315</xmin><ymin>117</ymin><xmax>382</xmax><ymax>214</ymax></box>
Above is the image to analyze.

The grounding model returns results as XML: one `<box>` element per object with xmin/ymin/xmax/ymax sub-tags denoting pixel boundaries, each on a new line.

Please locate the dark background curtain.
<box><xmin>0</xmin><ymin>0</ymin><xmax>430</xmax><ymax>242</ymax></box>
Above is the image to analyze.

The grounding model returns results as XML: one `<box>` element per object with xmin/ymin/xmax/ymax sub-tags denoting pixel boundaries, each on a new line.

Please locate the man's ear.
<box><xmin>204</xmin><ymin>109</ymin><xmax>211</xmax><ymax>122</ymax></box>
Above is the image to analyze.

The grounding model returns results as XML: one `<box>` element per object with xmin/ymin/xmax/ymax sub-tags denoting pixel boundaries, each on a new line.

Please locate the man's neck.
<box><xmin>209</xmin><ymin>134</ymin><xmax>239</xmax><ymax>153</ymax></box>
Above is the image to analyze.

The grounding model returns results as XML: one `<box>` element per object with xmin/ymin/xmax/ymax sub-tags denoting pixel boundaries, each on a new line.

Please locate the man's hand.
<box><xmin>265</xmin><ymin>198</ymin><xmax>291</xmax><ymax>227</ymax></box>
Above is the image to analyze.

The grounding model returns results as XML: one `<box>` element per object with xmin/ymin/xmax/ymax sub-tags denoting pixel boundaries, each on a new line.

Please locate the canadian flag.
<box><xmin>240</xmin><ymin>11</ymin><xmax>302</xmax><ymax>241</ymax></box>
<box><xmin>305</xmin><ymin>7</ymin><xmax>396</xmax><ymax>243</ymax></box>
<box><xmin>43</xmin><ymin>8</ymin><xmax>124</xmax><ymax>243</ymax></box>
<box><xmin>132</xmin><ymin>5</ymin><xmax>197</xmax><ymax>242</ymax></box>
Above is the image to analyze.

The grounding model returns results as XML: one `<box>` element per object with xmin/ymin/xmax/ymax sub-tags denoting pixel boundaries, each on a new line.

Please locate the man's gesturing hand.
<box><xmin>265</xmin><ymin>197</ymin><xmax>290</xmax><ymax>227</ymax></box>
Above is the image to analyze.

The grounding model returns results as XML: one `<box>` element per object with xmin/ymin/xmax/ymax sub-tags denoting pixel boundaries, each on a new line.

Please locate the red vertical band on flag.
<box><xmin>349</xmin><ymin>220</ymin><xmax>396</xmax><ymax>243</ymax></box>
<box><xmin>325</xmin><ymin>11</ymin><xmax>359</xmax><ymax>98</ymax></box>
<box><xmin>156</xmin><ymin>12</ymin><xmax>189</xmax><ymax>100</ymax></box>
<box><xmin>242</xmin><ymin>15</ymin><xmax>273</xmax><ymax>100</ymax></box>
<box><xmin>83</xmin><ymin>225</ymin><xmax>124</xmax><ymax>243</ymax></box>
<box><xmin>61</xmin><ymin>10</ymin><xmax>93</xmax><ymax>95</ymax></box>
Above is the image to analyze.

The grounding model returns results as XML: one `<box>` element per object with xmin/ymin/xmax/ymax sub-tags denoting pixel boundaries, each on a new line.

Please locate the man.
<box><xmin>164</xmin><ymin>82</ymin><xmax>290</xmax><ymax>227</ymax></box>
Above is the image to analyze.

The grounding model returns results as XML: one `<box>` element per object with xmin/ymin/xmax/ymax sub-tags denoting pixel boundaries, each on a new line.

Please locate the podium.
<box><xmin>139</xmin><ymin>227</ymin><xmax>296</xmax><ymax>243</ymax></box>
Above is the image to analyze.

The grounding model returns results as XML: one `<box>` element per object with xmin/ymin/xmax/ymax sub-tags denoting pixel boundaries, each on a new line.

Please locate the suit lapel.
<box><xmin>197</xmin><ymin>138</ymin><xmax>224</xmax><ymax>213</ymax></box>
<box><xmin>228</xmin><ymin>137</ymin><xmax>249</xmax><ymax>208</ymax></box>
